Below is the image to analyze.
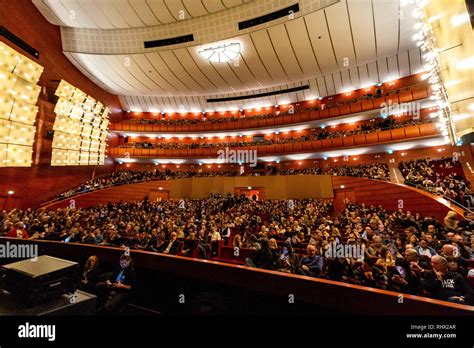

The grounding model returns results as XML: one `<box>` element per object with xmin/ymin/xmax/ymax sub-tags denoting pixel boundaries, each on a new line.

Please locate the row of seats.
<box><xmin>109</xmin><ymin>123</ymin><xmax>438</xmax><ymax>158</ymax></box>
<box><xmin>111</xmin><ymin>86</ymin><xmax>429</xmax><ymax>133</ymax></box>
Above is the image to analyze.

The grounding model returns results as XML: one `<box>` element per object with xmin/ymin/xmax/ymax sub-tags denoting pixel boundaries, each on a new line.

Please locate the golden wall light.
<box><xmin>51</xmin><ymin>79</ymin><xmax>110</xmax><ymax>166</ymax></box>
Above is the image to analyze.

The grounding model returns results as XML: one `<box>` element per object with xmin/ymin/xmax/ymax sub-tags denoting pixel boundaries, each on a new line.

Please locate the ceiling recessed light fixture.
<box><xmin>199</xmin><ymin>42</ymin><xmax>241</xmax><ymax>63</ymax></box>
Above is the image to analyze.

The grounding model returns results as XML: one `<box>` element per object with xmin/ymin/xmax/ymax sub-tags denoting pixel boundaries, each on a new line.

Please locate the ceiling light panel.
<box><xmin>51</xmin><ymin>79</ymin><xmax>109</xmax><ymax>166</ymax></box>
<box><xmin>0</xmin><ymin>42</ymin><xmax>43</xmax><ymax>167</ymax></box>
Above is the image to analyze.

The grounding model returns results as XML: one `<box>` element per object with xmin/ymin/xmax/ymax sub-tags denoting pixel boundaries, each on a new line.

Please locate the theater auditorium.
<box><xmin>0</xmin><ymin>0</ymin><xmax>474</xmax><ymax>343</ymax></box>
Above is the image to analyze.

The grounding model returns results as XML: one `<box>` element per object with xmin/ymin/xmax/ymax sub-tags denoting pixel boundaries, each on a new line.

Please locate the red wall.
<box><xmin>0</xmin><ymin>0</ymin><xmax>123</xmax><ymax>209</ymax></box>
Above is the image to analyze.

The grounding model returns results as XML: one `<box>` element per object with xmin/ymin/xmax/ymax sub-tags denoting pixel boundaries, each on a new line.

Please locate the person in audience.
<box><xmin>421</xmin><ymin>255</ymin><xmax>474</xmax><ymax>305</ymax></box>
<box><xmin>388</xmin><ymin>254</ymin><xmax>421</xmax><ymax>295</ymax></box>
<box><xmin>277</xmin><ymin>242</ymin><xmax>299</xmax><ymax>274</ymax></box>
<box><xmin>353</xmin><ymin>259</ymin><xmax>388</xmax><ymax>289</ymax></box>
<box><xmin>161</xmin><ymin>232</ymin><xmax>181</xmax><ymax>255</ymax></box>
<box><xmin>367</xmin><ymin>235</ymin><xmax>384</xmax><ymax>257</ymax></box>
<box><xmin>182</xmin><ymin>232</ymin><xmax>199</xmax><ymax>257</ymax></box>
<box><xmin>452</xmin><ymin>234</ymin><xmax>471</xmax><ymax>259</ymax></box>
<box><xmin>268</xmin><ymin>238</ymin><xmax>280</xmax><ymax>265</ymax></box>
<box><xmin>444</xmin><ymin>211</ymin><xmax>459</xmax><ymax>232</ymax></box>
<box><xmin>246</xmin><ymin>234</ymin><xmax>261</xmax><ymax>250</ymax></box>
<box><xmin>245</xmin><ymin>238</ymin><xmax>275</xmax><ymax>270</ymax></box>
<box><xmin>414</xmin><ymin>239</ymin><xmax>438</xmax><ymax>258</ymax></box>
<box><xmin>233</xmin><ymin>234</ymin><xmax>243</xmax><ymax>248</ymax></box>
<box><xmin>298</xmin><ymin>245</ymin><xmax>323</xmax><ymax>277</ymax></box>
<box><xmin>445</xmin><ymin>256</ymin><xmax>465</xmax><ymax>277</ymax></box>
<box><xmin>458</xmin><ymin>212</ymin><xmax>474</xmax><ymax>234</ymax></box>
<box><xmin>423</xmin><ymin>233</ymin><xmax>442</xmax><ymax>252</ymax></box>
<box><xmin>221</xmin><ymin>224</ymin><xmax>232</xmax><ymax>245</ymax></box>
<box><xmin>210</xmin><ymin>227</ymin><xmax>221</xmax><ymax>257</ymax></box>
<box><xmin>6</xmin><ymin>222</ymin><xmax>29</xmax><ymax>239</ymax></box>
<box><xmin>268</xmin><ymin>238</ymin><xmax>278</xmax><ymax>251</ymax></box>
<box><xmin>96</xmin><ymin>254</ymin><xmax>136</xmax><ymax>314</ymax></box>
<box><xmin>149</xmin><ymin>233</ymin><xmax>166</xmax><ymax>252</ymax></box>
<box><xmin>79</xmin><ymin>255</ymin><xmax>101</xmax><ymax>294</ymax></box>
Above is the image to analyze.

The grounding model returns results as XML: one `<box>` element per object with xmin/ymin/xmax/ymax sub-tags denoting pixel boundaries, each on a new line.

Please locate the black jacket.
<box><xmin>421</xmin><ymin>270</ymin><xmax>474</xmax><ymax>304</ymax></box>
<box><xmin>251</xmin><ymin>248</ymin><xmax>275</xmax><ymax>270</ymax></box>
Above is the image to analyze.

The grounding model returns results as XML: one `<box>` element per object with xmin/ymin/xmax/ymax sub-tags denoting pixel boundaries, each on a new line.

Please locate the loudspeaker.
<box><xmin>0</xmin><ymin>255</ymin><xmax>80</xmax><ymax>307</ymax></box>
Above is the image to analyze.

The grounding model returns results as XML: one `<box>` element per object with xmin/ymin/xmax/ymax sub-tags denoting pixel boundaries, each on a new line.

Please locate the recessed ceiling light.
<box><xmin>199</xmin><ymin>42</ymin><xmax>241</xmax><ymax>63</ymax></box>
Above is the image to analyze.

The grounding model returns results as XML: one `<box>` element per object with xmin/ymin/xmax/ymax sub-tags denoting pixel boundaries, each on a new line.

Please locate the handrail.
<box><xmin>109</xmin><ymin>123</ymin><xmax>440</xmax><ymax>158</ymax></box>
<box><xmin>41</xmin><ymin>178</ymin><xmax>161</xmax><ymax>207</ymax></box>
<box><xmin>404</xmin><ymin>180</ymin><xmax>473</xmax><ymax>215</ymax></box>
<box><xmin>119</xmin><ymin>117</ymin><xmax>432</xmax><ymax>145</ymax></box>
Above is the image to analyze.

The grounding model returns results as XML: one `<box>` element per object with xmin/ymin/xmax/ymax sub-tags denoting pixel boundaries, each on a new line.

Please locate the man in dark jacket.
<box><xmin>160</xmin><ymin>231</ymin><xmax>181</xmax><ymax>255</ymax></box>
<box><xmin>421</xmin><ymin>255</ymin><xmax>474</xmax><ymax>305</ymax></box>
<box><xmin>298</xmin><ymin>245</ymin><xmax>323</xmax><ymax>277</ymax></box>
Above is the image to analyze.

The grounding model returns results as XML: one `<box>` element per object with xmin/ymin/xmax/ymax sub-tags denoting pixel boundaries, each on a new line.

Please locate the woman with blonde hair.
<box><xmin>233</xmin><ymin>234</ymin><xmax>243</xmax><ymax>248</ymax></box>
<box><xmin>444</xmin><ymin>211</ymin><xmax>458</xmax><ymax>232</ymax></box>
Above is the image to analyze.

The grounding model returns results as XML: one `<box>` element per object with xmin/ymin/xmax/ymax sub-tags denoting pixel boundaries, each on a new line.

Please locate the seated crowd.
<box><xmin>1</xmin><ymin>195</ymin><xmax>473</xmax><ymax>305</ymax></box>
<box><xmin>56</xmin><ymin>169</ymin><xmax>238</xmax><ymax>199</ymax></box>
<box><xmin>118</xmin><ymin>117</ymin><xmax>427</xmax><ymax>150</ymax></box>
<box><xmin>281</xmin><ymin>163</ymin><xmax>390</xmax><ymax>181</ymax></box>
<box><xmin>55</xmin><ymin>162</ymin><xmax>391</xmax><ymax>200</ymax></box>
<box><xmin>399</xmin><ymin>158</ymin><xmax>472</xmax><ymax>205</ymax></box>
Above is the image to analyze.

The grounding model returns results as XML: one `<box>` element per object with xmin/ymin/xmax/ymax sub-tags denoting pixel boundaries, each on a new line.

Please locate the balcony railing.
<box><xmin>110</xmin><ymin>85</ymin><xmax>430</xmax><ymax>133</ymax></box>
<box><xmin>109</xmin><ymin>123</ymin><xmax>439</xmax><ymax>158</ymax></box>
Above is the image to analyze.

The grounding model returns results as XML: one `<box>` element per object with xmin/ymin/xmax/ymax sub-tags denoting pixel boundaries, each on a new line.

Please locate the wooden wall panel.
<box><xmin>170</xmin><ymin>176</ymin><xmax>334</xmax><ymax>200</ymax></box>
<box><xmin>331</xmin><ymin>176</ymin><xmax>462</xmax><ymax>220</ymax></box>
<box><xmin>42</xmin><ymin>181</ymin><xmax>171</xmax><ymax>209</ymax></box>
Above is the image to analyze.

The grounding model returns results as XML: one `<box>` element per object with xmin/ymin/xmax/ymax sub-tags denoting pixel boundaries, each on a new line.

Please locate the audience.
<box><xmin>399</xmin><ymin>158</ymin><xmax>471</xmax><ymax>204</ymax></box>
<box><xmin>281</xmin><ymin>163</ymin><xmax>390</xmax><ymax>180</ymax></box>
<box><xmin>55</xmin><ymin>162</ymin><xmax>392</xmax><ymax>201</ymax></box>
<box><xmin>55</xmin><ymin>169</ymin><xmax>238</xmax><ymax>199</ymax></box>
<box><xmin>3</xmin><ymin>192</ymin><xmax>472</xmax><ymax>305</ymax></box>
<box><xmin>118</xmin><ymin>117</ymin><xmax>429</xmax><ymax>151</ymax></box>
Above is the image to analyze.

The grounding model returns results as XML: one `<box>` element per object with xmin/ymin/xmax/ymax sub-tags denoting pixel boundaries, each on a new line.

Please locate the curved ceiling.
<box><xmin>32</xmin><ymin>0</ymin><xmax>252</xmax><ymax>29</ymax></box>
<box><xmin>33</xmin><ymin>0</ymin><xmax>425</xmax><ymax>112</ymax></box>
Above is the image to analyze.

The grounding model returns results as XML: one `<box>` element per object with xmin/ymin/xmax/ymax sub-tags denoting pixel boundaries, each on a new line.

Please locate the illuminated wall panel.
<box><xmin>51</xmin><ymin>79</ymin><xmax>109</xmax><ymax>166</ymax></box>
<box><xmin>0</xmin><ymin>41</ymin><xmax>43</xmax><ymax>167</ymax></box>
